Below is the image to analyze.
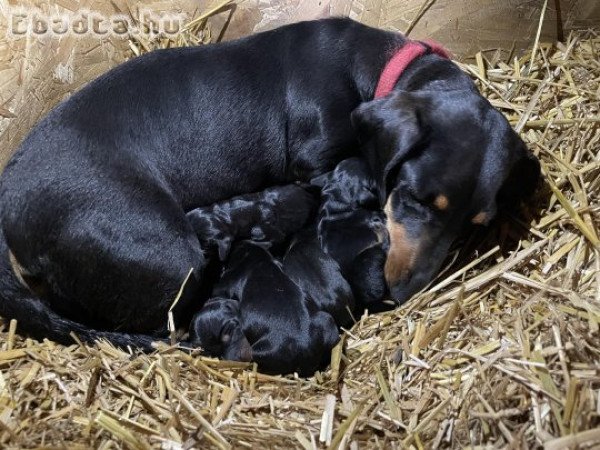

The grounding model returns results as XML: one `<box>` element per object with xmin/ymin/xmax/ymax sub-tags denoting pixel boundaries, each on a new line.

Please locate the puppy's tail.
<box><xmin>0</xmin><ymin>232</ymin><xmax>164</xmax><ymax>352</ymax></box>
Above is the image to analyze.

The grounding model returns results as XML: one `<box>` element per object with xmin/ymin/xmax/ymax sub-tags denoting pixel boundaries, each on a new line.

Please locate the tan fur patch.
<box><xmin>434</xmin><ymin>195</ymin><xmax>449</xmax><ymax>210</ymax></box>
<box><xmin>472</xmin><ymin>211</ymin><xmax>488</xmax><ymax>224</ymax></box>
<box><xmin>384</xmin><ymin>198</ymin><xmax>417</xmax><ymax>285</ymax></box>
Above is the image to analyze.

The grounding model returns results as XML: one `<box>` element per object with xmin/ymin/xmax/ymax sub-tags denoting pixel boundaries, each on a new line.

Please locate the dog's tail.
<box><xmin>0</xmin><ymin>231</ymin><xmax>165</xmax><ymax>352</ymax></box>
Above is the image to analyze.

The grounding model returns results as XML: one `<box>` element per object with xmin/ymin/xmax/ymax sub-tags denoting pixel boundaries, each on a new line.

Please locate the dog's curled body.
<box><xmin>0</xmin><ymin>18</ymin><xmax>401</xmax><ymax>345</ymax></box>
<box><xmin>0</xmin><ymin>17</ymin><xmax>539</xmax><ymax>348</ymax></box>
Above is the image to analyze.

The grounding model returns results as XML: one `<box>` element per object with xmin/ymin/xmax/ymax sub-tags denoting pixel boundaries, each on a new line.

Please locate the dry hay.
<box><xmin>0</xmin><ymin>9</ymin><xmax>599</xmax><ymax>450</ymax></box>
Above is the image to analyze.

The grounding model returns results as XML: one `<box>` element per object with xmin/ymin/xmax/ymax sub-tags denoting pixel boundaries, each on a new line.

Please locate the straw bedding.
<box><xmin>0</xmin><ymin>9</ymin><xmax>599</xmax><ymax>450</ymax></box>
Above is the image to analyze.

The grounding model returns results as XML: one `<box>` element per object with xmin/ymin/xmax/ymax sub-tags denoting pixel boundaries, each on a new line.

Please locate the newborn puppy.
<box><xmin>188</xmin><ymin>241</ymin><xmax>342</xmax><ymax>376</ymax></box>
<box><xmin>186</xmin><ymin>184</ymin><xmax>318</xmax><ymax>261</ymax></box>
<box><xmin>282</xmin><ymin>228</ymin><xmax>355</xmax><ymax>328</ymax></box>
<box><xmin>313</xmin><ymin>157</ymin><xmax>391</xmax><ymax>311</ymax></box>
<box><xmin>185</xmin><ymin>183</ymin><xmax>320</xmax><ymax>308</ymax></box>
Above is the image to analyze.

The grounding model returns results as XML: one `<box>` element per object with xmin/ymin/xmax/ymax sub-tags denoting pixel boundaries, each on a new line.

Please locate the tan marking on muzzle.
<box><xmin>472</xmin><ymin>211</ymin><xmax>488</xmax><ymax>224</ymax></box>
<box><xmin>384</xmin><ymin>198</ymin><xmax>417</xmax><ymax>285</ymax></box>
<box><xmin>434</xmin><ymin>195</ymin><xmax>449</xmax><ymax>210</ymax></box>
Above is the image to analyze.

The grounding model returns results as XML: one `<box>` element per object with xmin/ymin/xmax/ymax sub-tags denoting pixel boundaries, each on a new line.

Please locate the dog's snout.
<box><xmin>383</xmin><ymin>195</ymin><xmax>456</xmax><ymax>305</ymax></box>
<box><xmin>222</xmin><ymin>329</ymin><xmax>253</xmax><ymax>362</ymax></box>
<box><xmin>383</xmin><ymin>199</ymin><xmax>418</xmax><ymax>287</ymax></box>
<box><xmin>388</xmin><ymin>270</ymin><xmax>430</xmax><ymax>304</ymax></box>
<box><xmin>238</xmin><ymin>336</ymin><xmax>253</xmax><ymax>362</ymax></box>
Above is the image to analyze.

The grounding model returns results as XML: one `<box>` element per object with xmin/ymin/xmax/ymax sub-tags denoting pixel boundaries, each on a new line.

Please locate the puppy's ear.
<box><xmin>351</xmin><ymin>91</ymin><xmax>427</xmax><ymax>204</ymax></box>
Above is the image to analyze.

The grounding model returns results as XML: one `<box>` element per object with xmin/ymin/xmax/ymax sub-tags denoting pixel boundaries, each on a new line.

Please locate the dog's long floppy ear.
<box><xmin>473</xmin><ymin>113</ymin><xmax>541</xmax><ymax>223</ymax></box>
<box><xmin>497</xmin><ymin>143</ymin><xmax>540</xmax><ymax>206</ymax></box>
<box><xmin>351</xmin><ymin>91</ymin><xmax>427</xmax><ymax>205</ymax></box>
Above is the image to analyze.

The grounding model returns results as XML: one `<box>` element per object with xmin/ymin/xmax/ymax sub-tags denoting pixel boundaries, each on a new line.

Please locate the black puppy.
<box><xmin>188</xmin><ymin>238</ymin><xmax>347</xmax><ymax>376</ymax></box>
<box><xmin>0</xmin><ymin>18</ymin><xmax>538</xmax><ymax>348</ymax></box>
<box><xmin>186</xmin><ymin>184</ymin><xmax>318</xmax><ymax>262</ymax></box>
<box><xmin>184</xmin><ymin>183</ymin><xmax>320</xmax><ymax>308</ymax></box>
<box><xmin>313</xmin><ymin>157</ymin><xmax>390</xmax><ymax>311</ymax></box>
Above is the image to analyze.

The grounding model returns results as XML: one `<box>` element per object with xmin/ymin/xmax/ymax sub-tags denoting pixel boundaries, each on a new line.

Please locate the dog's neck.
<box><xmin>352</xmin><ymin>36</ymin><xmax>476</xmax><ymax>101</ymax></box>
<box><xmin>374</xmin><ymin>41</ymin><xmax>450</xmax><ymax>98</ymax></box>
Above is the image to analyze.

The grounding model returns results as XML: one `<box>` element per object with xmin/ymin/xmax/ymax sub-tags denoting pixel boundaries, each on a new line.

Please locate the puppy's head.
<box><xmin>188</xmin><ymin>297</ymin><xmax>253</xmax><ymax>362</ymax></box>
<box><xmin>311</xmin><ymin>157</ymin><xmax>379</xmax><ymax>210</ymax></box>
<box><xmin>352</xmin><ymin>90</ymin><xmax>540</xmax><ymax>304</ymax></box>
<box><xmin>313</xmin><ymin>157</ymin><xmax>387</xmax><ymax>272</ymax></box>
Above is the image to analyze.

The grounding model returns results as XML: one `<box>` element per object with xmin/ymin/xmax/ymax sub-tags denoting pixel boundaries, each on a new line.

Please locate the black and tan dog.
<box><xmin>0</xmin><ymin>18</ymin><xmax>539</xmax><ymax>348</ymax></box>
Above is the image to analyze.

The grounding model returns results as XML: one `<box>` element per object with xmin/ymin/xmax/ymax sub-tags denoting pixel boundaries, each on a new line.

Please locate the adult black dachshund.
<box><xmin>0</xmin><ymin>18</ymin><xmax>539</xmax><ymax>348</ymax></box>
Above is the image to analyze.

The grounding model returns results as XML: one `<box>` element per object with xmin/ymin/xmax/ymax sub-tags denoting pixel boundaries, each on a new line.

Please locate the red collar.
<box><xmin>374</xmin><ymin>40</ymin><xmax>450</xmax><ymax>99</ymax></box>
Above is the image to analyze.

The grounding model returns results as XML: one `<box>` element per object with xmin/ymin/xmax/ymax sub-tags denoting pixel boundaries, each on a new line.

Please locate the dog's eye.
<box><xmin>407</xmin><ymin>188</ymin><xmax>450</xmax><ymax>213</ymax></box>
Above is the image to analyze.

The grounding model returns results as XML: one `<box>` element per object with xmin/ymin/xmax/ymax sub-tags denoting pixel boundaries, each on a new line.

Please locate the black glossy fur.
<box><xmin>187</xmin><ymin>159</ymin><xmax>395</xmax><ymax>374</ymax></box>
<box><xmin>0</xmin><ymin>17</ymin><xmax>539</xmax><ymax>348</ymax></box>
<box><xmin>187</xmin><ymin>184</ymin><xmax>319</xmax><ymax>262</ymax></box>
<box><xmin>352</xmin><ymin>88</ymin><xmax>539</xmax><ymax>302</ymax></box>
<box><xmin>188</xmin><ymin>239</ymin><xmax>347</xmax><ymax>376</ymax></box>
<box><xmin>313</xmin><ymin>157</ymin><xmax>390</xmax><ymax>311</ymax></box>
